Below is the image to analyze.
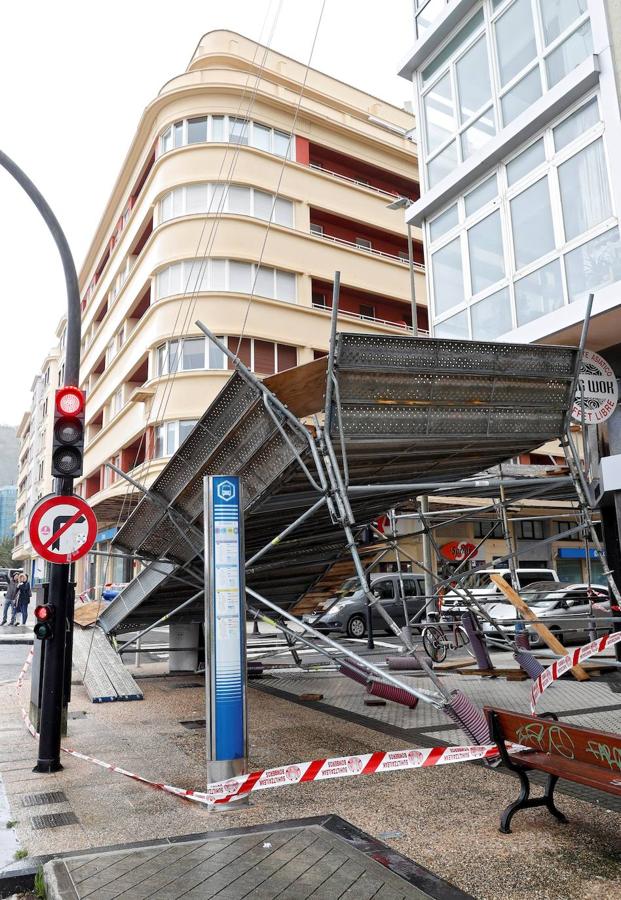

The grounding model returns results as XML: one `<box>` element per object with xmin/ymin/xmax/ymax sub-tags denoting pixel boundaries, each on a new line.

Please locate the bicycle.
<box><xmin>421</xmin><ymin>619</ymin><xmax>474</xmax><ymax>663</ymax></box>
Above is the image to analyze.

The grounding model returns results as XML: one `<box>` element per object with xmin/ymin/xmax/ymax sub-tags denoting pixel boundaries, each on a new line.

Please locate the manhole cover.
<box><xmin>31</xmin><ymin>812</ymin><xmax>79</xmax><ymax>829</ymax></box>
<box><xmin>180</xmin><ymin>719</ymin><xmax>206</xmax><ymax>730</ymax></box>
<box><xmin>22</xmin><ymin>791</ymin><xmax>68</xmax><ymax>808</ymax></box>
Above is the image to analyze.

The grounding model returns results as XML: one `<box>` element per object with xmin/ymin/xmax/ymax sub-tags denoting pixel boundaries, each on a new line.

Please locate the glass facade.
<box><xmin>155</xmin><ymin>259</ymin><xmax>297</xmax><ymax>304</ymax></box>
<box><xmin>158</xmin><ymin>115</ymin><xmax>293</xmax><ymax>160</ymax></box>
<box><xmin>158</xmin><ymin>183</ymin><xmax>294</xmax><ymax>228</ymax></box>
<box><xmin>427</xmin><ymin>95</ymin><xmax>621</xmax><ymax>338</ymax></box>
<box><xmin>418</xmin><ymin>0</ymin><xmax>592</xmax><ymax>189</ymax></box>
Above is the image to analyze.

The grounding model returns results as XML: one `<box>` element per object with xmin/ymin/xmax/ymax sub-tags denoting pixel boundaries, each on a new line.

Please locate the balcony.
<box><xmin>306</xmin><ymin>141</ymin><xmax>419</xmax><ymax>202</ymax></box>
<box><xmin>309</xmin><ymin>208</ymin><xmax>424</xmax><ymax>269</ymax></box>
<box><xmin>311</xmin><ymin>279</ymin><xmax>429</xmax><ymax>334</ymax></box>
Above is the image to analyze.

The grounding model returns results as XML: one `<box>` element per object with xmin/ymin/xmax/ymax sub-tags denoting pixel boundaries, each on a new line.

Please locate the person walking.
<box><xmin>13</xmin><ymin>574</ymin><xmax>32</xmax><ymax>626</ymax></box>
<box><xmin>1</xmin><ymin>574</ymin><xmax>20</xmax><ymax>626</ymax></box>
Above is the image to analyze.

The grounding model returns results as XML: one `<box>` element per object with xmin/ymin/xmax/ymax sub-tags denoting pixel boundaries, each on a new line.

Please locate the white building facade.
<box><xmin>401</xmin><ymin>0</ymin><xmax>621</xmax><ymax>350</ymax></box>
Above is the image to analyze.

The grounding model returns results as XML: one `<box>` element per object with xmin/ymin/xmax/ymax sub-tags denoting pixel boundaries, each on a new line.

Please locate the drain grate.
<box><xmin>180</xmin><ymin>719</ymin><xmax>206</xmax><ymax>730</ymax></box>
<box><xmin>69</xmin><ymin>710</ymin><xmax>87</xmax><ymax>719</ymax></box>
<box><xmin>171</xmin><ymin>682</ymin><xmax>203</xmax><ymax>690</ymax></box>
<box><xmin>22</xmin><ymin>791</ymin><xmax>68</xmax><ymax>808</ymax></box>
<box><xmin>31</xmin><ymin>812</ymin><xmax>79</xmax><ymax>829</ymax></box>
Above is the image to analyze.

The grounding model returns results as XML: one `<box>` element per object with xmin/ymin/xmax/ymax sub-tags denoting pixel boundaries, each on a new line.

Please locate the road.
<box><xmin>0</xmin><ymin>642</ymin><xmax>30</xmax><ymax>687</ymax></box>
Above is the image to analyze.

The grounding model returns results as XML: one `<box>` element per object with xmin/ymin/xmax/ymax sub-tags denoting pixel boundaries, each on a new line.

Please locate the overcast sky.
<box><xmin>0</xmin><ymin>0</ymin><xmax>414</xmax><ymax>426</ymax></box>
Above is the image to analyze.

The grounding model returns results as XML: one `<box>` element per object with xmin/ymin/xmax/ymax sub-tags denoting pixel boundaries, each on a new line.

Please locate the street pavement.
<box><xmin>0</xmin><ymin>629</ymin><xmax>619</xmax><ymax>898</ymax></box>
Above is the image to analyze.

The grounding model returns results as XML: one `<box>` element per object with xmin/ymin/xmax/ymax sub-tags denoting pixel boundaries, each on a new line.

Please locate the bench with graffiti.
<box><xmin>484</xmin><ymin>707</ymin><xmax>621</xmax><ymax>833</ymax></box>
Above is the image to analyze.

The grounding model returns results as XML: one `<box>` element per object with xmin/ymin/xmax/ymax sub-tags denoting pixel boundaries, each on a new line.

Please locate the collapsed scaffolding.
<box><xmin>96</xmin><ymin>281</ymin><xmax>618</xmax><ymax>744</ymax></box>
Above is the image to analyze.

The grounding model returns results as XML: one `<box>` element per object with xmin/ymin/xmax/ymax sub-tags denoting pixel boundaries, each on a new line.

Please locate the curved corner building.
<box><xmin>75</xmin><ymin>30</ymin><xmax>424</xmax><ymax>592</ymax></box>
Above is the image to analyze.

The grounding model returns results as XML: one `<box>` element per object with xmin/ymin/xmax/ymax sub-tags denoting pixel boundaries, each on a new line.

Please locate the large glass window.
<box><xmin>428</xmin><ymin>94</ymin><xmax>618</xmax><ymax>338</ymax></box>
<box><xmin>468</xmin><ymin>210</ymin><xmax>504</xmax><ymax>294</ymax></box>
<box><xmin>158</xmin><ymin>115</ymin><xmax>293</xmax><ymax>159</ymax></box>
<box><xmin>432</xmin><ymin>238</ymin><xmax>465</xmax><ymax>314</ymax></box>
<box><xmin>418</xmin><ymin>0</ymin><xmax>593</xmax><ymax>188</ymax></box>
<box><xmin>154</xmin><ymin>420</ymin><xmax>199</xmax><ymax>458</ymax></box>
<box><xmin>155</xmin><ymin>259</ymin><xmax>297</xmax><ymax>303</ymax></box>
<box><xmin>159</xmin><ymin>183</ymin><xmax>294</xmax><ymax>227</ymax></box>
<box><xmin>510</xmin><ymin>178</ymin><xmax>555</xmax><ymax>269</ymax></box>
<box><xmin>558</xmin><ymin>139</ymin><xmax>611</xmax><ymax>241</ymax></box>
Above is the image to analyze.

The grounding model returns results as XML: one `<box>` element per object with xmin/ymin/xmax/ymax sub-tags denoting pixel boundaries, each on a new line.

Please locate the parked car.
<box><xmin>302</xmin><ymin>573</ymin><xmax>425</xmax><ymax>638</ymax></box>
<box><xmin>481</xmin><ymin>582</ymin><xmax>611</xmax><ymax>647</ymax></box>
<box><xmin>441</xmin><ymin>567</ymin><xmax>560</xmax><ymax>615</ymax></box>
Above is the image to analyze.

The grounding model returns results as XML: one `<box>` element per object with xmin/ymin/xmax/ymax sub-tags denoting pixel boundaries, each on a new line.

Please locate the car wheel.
<box><xmin>549</xmin><ymin>626</ymin><xmax>564</xmax><ymax>646</ymax></box>
<box><xmin>346</xmin><ymin>615</ymin><xmax>366</xmax><ymax>639</ymax></box>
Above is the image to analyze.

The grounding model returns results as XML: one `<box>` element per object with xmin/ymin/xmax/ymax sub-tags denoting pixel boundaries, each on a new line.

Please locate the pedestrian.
<box><xmin>14</xmin><ymin>574</ymin><xmax>32</xmax><ymax>626</ymax></box>
<box><xmin>1</xmin><ymin>574</ymin><xmax>20</xmax><ymax>625</ymax></box>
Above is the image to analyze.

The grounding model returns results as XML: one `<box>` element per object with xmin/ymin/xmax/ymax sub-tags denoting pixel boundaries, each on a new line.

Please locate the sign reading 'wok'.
<box><xmin>572</xmin><ymin>350</ymin><xmax>618</xmax><ymax>425</ymax></box>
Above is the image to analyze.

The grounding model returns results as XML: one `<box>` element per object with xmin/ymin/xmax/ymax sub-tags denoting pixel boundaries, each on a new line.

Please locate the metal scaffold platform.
<box><xmin>99</xmin><ymin>331</ymin><xmax>579</xmax><ymax>635</ymax></box>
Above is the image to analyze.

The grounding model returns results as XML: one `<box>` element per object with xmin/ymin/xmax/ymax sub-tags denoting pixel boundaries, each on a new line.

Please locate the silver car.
<box><xmin>481</xmin><ymin>582</ymin><xmax>611</xmax><ymax>648</ymax></box>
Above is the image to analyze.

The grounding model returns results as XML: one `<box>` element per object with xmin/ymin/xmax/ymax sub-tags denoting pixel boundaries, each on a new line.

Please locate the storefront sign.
<box><xmin>572</xmin><ymin>350</ymin><xmax>618</xmax><ymax>424</ymax></box>
<box><xmin>440</xmin><ymin>540</ymin><xmax>480</xmax><ymax>562</ymax></box>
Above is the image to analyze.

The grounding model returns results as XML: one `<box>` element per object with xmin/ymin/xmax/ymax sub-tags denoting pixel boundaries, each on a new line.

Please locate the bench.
<box><xmin>484</xmin><ymin>706</ymin><xmax>621</xmax><ymax>833</ymax></box>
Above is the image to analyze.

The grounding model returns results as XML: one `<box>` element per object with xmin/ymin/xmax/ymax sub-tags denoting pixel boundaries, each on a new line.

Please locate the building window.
<box><xmin>310</xmin><ymin>223</ymin><xmax>324</xmax><ymax>236</ymax></box>
<box><xmin>153</xmin><ymin>419</ymin><xmax>199</xmax><ymax>458</ymax></box>
<box><xmin>155</xmin><ymin>259</ymin><xmax>297</xmax><ymax>304</ymax></box>
<box><xmin>155</xmin><ymin>336</ymin><xmax>296</xmax><ymax>377</ymax></box>
<box><xmin>355</xmin><ymin>237</ymin><xmax>372</xmax><ymax>250</ymax></box>
<box><xmin>473</xmin><ymin>520</ymin><xmax>503</xmax><ymax>539</ymax></box>
<box><xmin>111</xmin><ymin>388</ymin><xmax>123</xmax><ymax>417</ymax></box>
<box><xmin>516</xmin><ymin>519</ymin><xmax>545</xmax><ymax>540</ymax></box>
<box><xmin>418</xmin><ymin>0</ymin><xmax>592</xmax><ymax>188</ymax></box>
<box><xmin>158</xmin><ymin>183</ymin><xmax>294</xmax><ymax>228</ymax></box>
<box><xmin>158</xmin><ymin>115</ymin><xmax>293</xmax><ymax>160</ymax></box>
<box><xmin>428</xmin><ymin>95</ymin><xmax>620</xmax><ymax>337</ymax></box>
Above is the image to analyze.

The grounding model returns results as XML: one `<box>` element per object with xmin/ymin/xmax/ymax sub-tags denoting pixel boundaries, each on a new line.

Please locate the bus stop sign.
<box><xmin>29</xmin><ymin>494</ymin><xmax>97</xmax><ymax>564</ymax></box>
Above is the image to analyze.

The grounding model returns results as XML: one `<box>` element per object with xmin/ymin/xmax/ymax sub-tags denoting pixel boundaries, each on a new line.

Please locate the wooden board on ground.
<box><xmin>453</xmin><ymin>666</ymin><xmax>528</xmax><ymax>681</ymax></box>
<box><xmin>74</xmin><ymin>601</ymin><xmax>106</xmax><ymax>627</ymax></box>
<box><xmin>490</xmin><ymin>574</ymin><xmax>589</xmax><ymax>681</ymax></box>
<box><xmin>434</xmin><ymin>657</ymin><xmax>477</xmax><ymax>671</ymax></box>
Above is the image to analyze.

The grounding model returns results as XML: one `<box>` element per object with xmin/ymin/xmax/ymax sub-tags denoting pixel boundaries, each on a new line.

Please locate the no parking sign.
<box><xmin>28</xmin><ymin>494</ymin><xmax>97</xmax><ymax>564</ymax></box>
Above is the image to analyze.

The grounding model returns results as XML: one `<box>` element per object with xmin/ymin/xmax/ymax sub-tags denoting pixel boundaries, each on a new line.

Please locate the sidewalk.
<box><xmin>1</xmin><ymin>653</ymin><xmax>620</xmax><ymax>899</ymax></box>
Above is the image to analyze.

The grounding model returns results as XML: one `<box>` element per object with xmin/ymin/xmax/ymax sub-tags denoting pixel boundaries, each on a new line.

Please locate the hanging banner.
<box><xmin>572</xmin><ymin>350</ymin><xmax>618</xmax><ymax>424</ymax></box>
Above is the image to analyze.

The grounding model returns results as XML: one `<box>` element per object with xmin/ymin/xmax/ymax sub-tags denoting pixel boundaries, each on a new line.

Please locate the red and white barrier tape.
<box><xmin>13</xmin><ymin>647</ymin><xmax>498</xmax><ymax>807</ymax></box>
<box><xmin>531</xmin><ymin>629</ymin><xmax>621</xmax><ymax>713</ymax></box>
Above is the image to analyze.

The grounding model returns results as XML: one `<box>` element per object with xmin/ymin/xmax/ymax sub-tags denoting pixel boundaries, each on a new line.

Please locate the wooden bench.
<box><xmin>484</xmin><ymin>706</ymin><xmax>621</xmax><ymax>833</ymax></box>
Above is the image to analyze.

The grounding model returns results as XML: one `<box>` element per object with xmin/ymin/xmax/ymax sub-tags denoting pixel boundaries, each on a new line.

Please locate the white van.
<box><xmin>441</xmin><ymin>567</ymin><xmax>560</xmax><ymax>615</ymax></box>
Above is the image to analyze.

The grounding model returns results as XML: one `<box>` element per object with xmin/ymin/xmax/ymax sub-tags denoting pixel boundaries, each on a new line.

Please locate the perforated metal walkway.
<box><xmin>100</xmin><ymin>333</ymin><xmax>579</xmax><ymax>634</ymax></box>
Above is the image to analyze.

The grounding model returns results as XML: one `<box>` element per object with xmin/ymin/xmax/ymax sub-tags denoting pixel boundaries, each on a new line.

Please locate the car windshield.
<box><xmin>461</xmin><ymin>572</ymin><xmax>495</xmax><ymax>590</ymax></box>
<box><xmin>338</xmin><ymin>578</ymin><xmax>360</xmax><ymax>597</ymax></box>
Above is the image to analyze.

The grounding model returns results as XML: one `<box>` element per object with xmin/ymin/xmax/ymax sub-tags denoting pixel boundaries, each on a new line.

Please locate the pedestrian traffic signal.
<box><xmin>33</xmin><ymin>604</ymin><xmax>55</xmax><ymax>640</ymax></box>
<box><xmin>51</xmin><ymin>387</ymin><xmax>85</xmax><ymax>478</ymax></box>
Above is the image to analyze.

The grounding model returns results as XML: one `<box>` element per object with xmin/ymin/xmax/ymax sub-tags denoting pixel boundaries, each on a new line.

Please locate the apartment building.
<box><xmin>13</xmin><ymin>318</ymin><xmax>66</xmax><ymax>583</ymax></box>
<box><xmin>75</xmin><ymin>30</ymin><xmax>425</xmax><ymax>593</ymax></box>
<box><xmin>398</xmin><ymin>0</ymin><xmax>620</xmax><ymax>576</ymax></box>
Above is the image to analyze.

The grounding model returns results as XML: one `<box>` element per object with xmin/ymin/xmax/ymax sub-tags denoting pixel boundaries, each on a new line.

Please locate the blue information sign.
<box><xmin>205</xmin><ymin>476</ymin><xmax>247</xmax><ymax>777</ymax></box>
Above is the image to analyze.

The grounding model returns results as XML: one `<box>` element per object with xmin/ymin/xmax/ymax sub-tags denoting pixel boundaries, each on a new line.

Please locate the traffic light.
<box><xmin>34</xmin><ymin>604</ymin><xmax>55</xmax><ymax>640</ymax></box>
<box><xmin>51</xmin><ymin>387</ymin><xmax>85</xmax><ymax>478</ymax></box>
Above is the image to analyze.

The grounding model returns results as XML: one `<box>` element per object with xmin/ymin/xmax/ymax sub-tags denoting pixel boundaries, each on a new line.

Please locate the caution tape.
<box><xmin>531</xmin><ymin>629</ymin><xmax>621</xmax><ymax>713</ymax></box>
<box><xmin>13</xmin><ymin>647</ymin><xmax>499</xmax><ymax>807</ymax></box>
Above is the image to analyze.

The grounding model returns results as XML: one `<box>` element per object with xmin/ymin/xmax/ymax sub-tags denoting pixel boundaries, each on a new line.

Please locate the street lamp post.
<box><xmin>387</xmin><ymin>196</ymin><xmax>417</xmax><ymax>336</ymax></box>
<box><xmin>0</xmin><ymin>150</ymin><xmax>81</xmax><ymax>772</ymax></box>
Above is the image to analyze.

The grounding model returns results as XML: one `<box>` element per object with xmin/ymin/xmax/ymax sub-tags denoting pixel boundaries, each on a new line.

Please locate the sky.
<box><xmin>0</xmin><ymin>0</ymin><xmax>415</xmax><ymax>426</ymax></box>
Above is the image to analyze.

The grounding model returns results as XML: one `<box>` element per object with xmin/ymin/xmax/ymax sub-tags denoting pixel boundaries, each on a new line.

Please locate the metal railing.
<box><xmin>311</xmin><ymin>302</ymin><xmax>428</xmax><ymax>334</ymax></box>
<box><xmin>309</xmin><ymin>163</ymin><xmax>416</xmax><ymax>203</ymax></box>
<box><xmin>311</xmin><ymin>229</ymin><xmax>425</xmax><ymax>268</ymax></box>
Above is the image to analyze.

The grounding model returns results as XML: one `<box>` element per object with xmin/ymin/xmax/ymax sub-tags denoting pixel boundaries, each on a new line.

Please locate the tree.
<box><xmin>0</xmin><ymin>536</ymin><xmax>15</xmax><ymax>567</ymax></box>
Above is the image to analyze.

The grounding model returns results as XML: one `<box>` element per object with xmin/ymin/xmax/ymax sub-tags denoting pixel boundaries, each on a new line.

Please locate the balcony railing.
<box><xmin>312</xmin><ymin>302</ymin><xmax>428</xmax><ymax>334</ymax></box>
<box><xmin>309</xmin><ymin>163</ymin><xmax>416</xmax><ymax>203</ymax></box>
<box><xmin>311</xmin><ymin>229</ymin><xmax>425</xmax><ymax>269</ymax></box>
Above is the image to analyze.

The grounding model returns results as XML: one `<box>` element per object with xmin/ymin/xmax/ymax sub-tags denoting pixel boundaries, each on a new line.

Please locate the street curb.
<box><xmin>44</xmin><ymin>859</ymin><xmax>79</xmax><ymax>900</ymax></box>
<box><xmin>0</xmin><ymin>862</ymin><xmax>37</xmax><ymax>898</ymax></box>
<box><xmin>0</xmin><ymin>639</ymin><xmax>33</xmax><ymax>645</ymax></box>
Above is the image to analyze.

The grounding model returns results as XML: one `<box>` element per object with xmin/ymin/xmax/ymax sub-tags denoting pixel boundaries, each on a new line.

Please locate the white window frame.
<box><xmin>153</xmin><ymin>419</ymin><xmax>199</xmax><ymax>458</ymax></box>
<box><xmin>157</xmin><ymin>115</ymin><xmax>293</xmax><ymax>160</ymax></box>
<box><xmin>157</xmin><ymin>182</ymin><xmax>294</xmax><ymax>228</ymax></box>
<box><xmin>418</xmin><ymin>0</ymin><xmax>593</xmax><ymax>190</ymax></box>
<box><xmin>427</xmin><ymin>92</ymin><xmax>617</xmax><ymax>339</ymax></box>
<box><xmin>154</xmin><ymin>259</ymin><xmax>297</xmax><ymax>304</ymax></box>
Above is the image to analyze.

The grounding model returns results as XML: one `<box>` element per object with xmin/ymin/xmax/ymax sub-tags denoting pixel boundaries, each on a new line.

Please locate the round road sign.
<box><xmin>572</xmin><ymin>350</ymin><xmax>619</xmax><ymax>425</ymax></box>
<box><xmin>28</xmin><ymin>494</ymin><xmax>97</xmax><ymax>564</ymax></box>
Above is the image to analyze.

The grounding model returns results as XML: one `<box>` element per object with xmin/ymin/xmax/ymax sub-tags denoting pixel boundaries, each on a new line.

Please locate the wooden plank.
<box><xmin>264</xmin><ymin>357</ymin><xmax>327</xmax><ymax>418</ymax></box>
<box><xmin>453</xmin><ymin>667</ymin><xmax>527</xmax><ymax>680</ymax></box>
<box><xmin>490</xmin><ymin>574</ymin><xmax>589</xmax><ymax>681</ymax></box>
<box><xmin>433</xmin><ymin>658</ymin><xmax>477</xmax><ymax>671</ymax></box>
<box><xmin>74</xmin><ymin>601</ymin><xmax>106</xmax><ymax>627</ymax></box>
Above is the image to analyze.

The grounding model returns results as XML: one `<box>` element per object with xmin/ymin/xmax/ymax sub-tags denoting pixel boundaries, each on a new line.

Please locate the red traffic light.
<box><xmin>56</xmin><ymin>386</ymin><xmax>85</xmax><ymax>417</ymax></box>
<box><xmin>34</xmin><ymin>604</ymin><xmax>52</xmax><ymax>621</ymax></box>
